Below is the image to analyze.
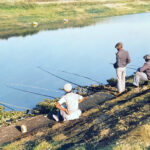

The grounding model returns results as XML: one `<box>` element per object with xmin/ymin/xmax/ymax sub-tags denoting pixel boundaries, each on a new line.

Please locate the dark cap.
<box><xmin>143</xmin><ymin>54</ymin><xmax>150</xmax><ymax>60</ymax></box>
<box><xmin>115</xmin><ymin>42</ymin><xmax>123</xmax><ymax>49</ymax></box>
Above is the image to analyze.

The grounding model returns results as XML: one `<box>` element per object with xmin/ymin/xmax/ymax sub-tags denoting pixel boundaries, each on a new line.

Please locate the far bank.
<box><xmin>1</xmin><ymin>0</ymin><xmax>150</xmax><ymax>39</ymax></box>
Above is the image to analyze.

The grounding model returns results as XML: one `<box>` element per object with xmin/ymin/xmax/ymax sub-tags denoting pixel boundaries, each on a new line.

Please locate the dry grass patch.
<box><xmin>100</xmin><ymin>128</ymin><xmax>110</xmax><ymax>138</ymax></box>
<box><xmin>82</xmin><ymin>108</ymin><xmax>99</xmax><ymax>117</ymax></box>
<box><xmin>52</xmin><ymin>133</ymin><xmax>68</xmax><ymax>142</ymax></box>
<box><xmin>114</xmin><ymin>123</ymin><xmax>150</xmax><ymax>150</ymax></box>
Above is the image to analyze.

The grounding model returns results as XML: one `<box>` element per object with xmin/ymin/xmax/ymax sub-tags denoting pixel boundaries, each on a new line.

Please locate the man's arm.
<box><xmin>140</xmin><ymin>63</ymin><xmax>148</xmax><ymax>72</ymax></box>
<box><xmin>78</xmin><ymin>97</ymin><xmax>86</xmax><ymax>103</ymax></box>
<box><xmin>56</xmin><ymin>102</ymin><xmax>69</xmax><ymax>114</ymax></box>
<box><xmin>126</xmin><ymin>51</ymin><xmax>131</xmax><ymax>64</ymax></box>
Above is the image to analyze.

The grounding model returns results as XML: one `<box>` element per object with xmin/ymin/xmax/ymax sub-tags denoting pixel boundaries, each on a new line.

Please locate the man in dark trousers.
<box><xmin>114</xmin><ymin>42</ymin><xmax>131</xmax><ymax>94</ymax></box>
<box><xmin>133</xmin><ymin>54</ymin><xmax>150</xmax><ymax>87</ymax></box>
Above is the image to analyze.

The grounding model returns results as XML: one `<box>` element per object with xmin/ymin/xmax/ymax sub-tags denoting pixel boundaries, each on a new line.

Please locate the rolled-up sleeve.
<box><xmin>78</xmin><ymin>95</ymin><xmax>83</xmax><ymax>101</ymax></box>
<box><xmin>58</xmin><ymin>96</ymin><xmax>66</xmax><ymax>105</ymax></box>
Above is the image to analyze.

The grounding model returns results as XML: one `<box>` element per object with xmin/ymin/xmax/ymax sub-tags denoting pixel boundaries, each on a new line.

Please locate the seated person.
<box><xmin>133</xmin><ymin>54</ymin><xmax>150</xmax><ymax>87</ymax></box>
<box><xmin>53</xmin><ymin>83</ymin><xmax>86</xmax><ymax>121</ymax></box>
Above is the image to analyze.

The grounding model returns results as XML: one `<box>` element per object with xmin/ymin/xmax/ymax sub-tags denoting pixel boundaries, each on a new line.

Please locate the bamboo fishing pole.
<box><xmin>110</xmin><ymin>63</ymin><xmax>137</xmax><ymax>71</ymax></box>
<box><xmin>59</xmin><ymin>70</ymin><xmax>102</xmax><ymax>84</ymax></box>
<box><xmin>0</xmin><ymin>102</ymin><xmax>15</xmax><ymax>111</ymax></box>
<box><xmin>37</xmin><ymin>66</ymin><xmax>82</xmax><ymax>87</ymax></box>
<box><xmin>8</xmin><ymin>83</ymin><xmax>64</xmax><ymax>94</ymax></box>
<box><xmin>0</xmin><ymin>101</ymin><xmax>30</xmax><ymax>110</ymax></box>
<box><xmin>7</xmin><ymin>86</ymin><xmax>57</xmax><ymax>99</ymax></box>
<box><xmin>129</xmin><ymin>64</ymin><xmax>141</xmax><ymax>68</ymax></box>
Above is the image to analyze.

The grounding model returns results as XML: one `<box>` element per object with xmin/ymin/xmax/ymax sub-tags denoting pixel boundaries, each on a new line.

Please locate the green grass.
<box><xmin>0</xmin><ymin>106</ymin><xmax>27</xmax><ymax>126</ymax></box>
<box><xmin>1</xmin><ymin>0</ymin><xmax>150</xmax><ymax>39</ymax></box>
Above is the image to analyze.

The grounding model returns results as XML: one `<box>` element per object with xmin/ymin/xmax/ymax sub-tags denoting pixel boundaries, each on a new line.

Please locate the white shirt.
<box><xmin>58</xmin><ymin>92</ymin><xmax>83</xmax><ymax>114</ymax></box>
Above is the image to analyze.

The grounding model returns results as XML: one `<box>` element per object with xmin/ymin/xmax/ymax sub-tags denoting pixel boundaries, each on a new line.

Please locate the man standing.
<box><xmin>53</xmin><ymin>83</ymin><xmax>86</xmax><ymax>121</ymax></box>
<box><xmin>114</xmin><ymin>42</ymin><xmax>131</xmax><ymax>94</ymax></box>
<box><xmin>133</xmin><ymin>54</ymin><xmax>150</xmax><ymax>87</ymax></box>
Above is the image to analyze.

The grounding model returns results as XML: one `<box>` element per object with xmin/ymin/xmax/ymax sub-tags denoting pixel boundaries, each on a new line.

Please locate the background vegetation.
<box><xmin>0</xmin><ymin>0</ymin><xmax>150</xmax><ymax>39</ymax></box>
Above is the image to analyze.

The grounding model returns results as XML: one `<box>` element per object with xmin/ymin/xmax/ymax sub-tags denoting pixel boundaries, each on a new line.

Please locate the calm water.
<box><xmin>0</xmin><ymin>13</ymin><xmax>150</xmax><ymax>110</ymax></box>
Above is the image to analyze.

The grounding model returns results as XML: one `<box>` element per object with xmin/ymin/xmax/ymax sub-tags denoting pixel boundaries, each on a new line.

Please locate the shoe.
<box><xmin>132</xmin><ymin>83</ymin><xmax>139</xmax><ymax>88</ymax></box>
<box><xmin>52</xmin><ymin>114</ymin><xmax>59</xmax><ymax>122</ymax></box>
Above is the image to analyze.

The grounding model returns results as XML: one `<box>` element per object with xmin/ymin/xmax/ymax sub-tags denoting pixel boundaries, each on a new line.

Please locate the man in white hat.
<box><xmin>133</xmin><ymin>54</ymin><xmax>150</xmax><ymax>87</ymax></box>
<box><xmin>53</xmin><ymin>83</ymin><xmax>86</xmax><ymax>121</ymax></box>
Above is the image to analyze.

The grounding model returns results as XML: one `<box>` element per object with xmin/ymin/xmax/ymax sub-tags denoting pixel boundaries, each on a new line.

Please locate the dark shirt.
<box><xmin>116</xmin><ymin>49</ymin><xmax>131</xmax><ymax>68</ymax></box>
<box><xmin>140</xmin><ymin>60</ymin><xmax>150</xmax><ymax>79</ymax></box>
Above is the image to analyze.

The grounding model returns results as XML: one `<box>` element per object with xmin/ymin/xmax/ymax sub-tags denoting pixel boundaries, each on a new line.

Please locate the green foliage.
<box><xmin>0</xmin><ymin>106</ymin><xmax>4</xmax><ymax>112</ymax></box>
<box><xmin>3</xmin><ymin>144</ymin><xmax>23</xmax><ymax>150</ymax></box>
<box><xmin>0</xmin><ymin>108</ymin><xmax>26</xmax><ymax>126</ymax></box>
<box><xmin>33</xmin><ymin>141</ymin><xmax>52</xmax><ymax>150</ymax></box>
<box><xmin>32</xmin><ymin>98</ymin><xmax>59</xmax><ymax>115</ymax></box>
<box><xmin>85</xmin><ymin>7</ymin><xmax>110</xmax><ymax>14</ymax></box>
<box><xmin>107</xmin><ymin>78</ymin><xmax>117</xmax><ymax>87</ymax></box>
<box><xmin>0</xmin><ymin>0</ymin><xmax>150</xmax><ymax>39</ymax></box>
<box><xmin>0</xmin><ymin>3</ymin><xmax>36</xmax><ymax>10</ymax></box>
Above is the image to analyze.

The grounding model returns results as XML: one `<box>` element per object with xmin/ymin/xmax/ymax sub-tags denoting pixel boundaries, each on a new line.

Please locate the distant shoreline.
<box><xmin>0</xmin><ymin>0</ymin><xmax>150</xmax><ymax>39</ymax></box>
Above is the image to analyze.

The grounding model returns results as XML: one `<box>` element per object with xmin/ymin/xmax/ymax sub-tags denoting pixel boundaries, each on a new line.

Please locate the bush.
<box><xmin>32</xmin><ymin>98</ymin><xmax>59</xmax><ymax>115</ymax></box>
<box><xmin>107</xmin><ymin>78</ymin><xmax>117</xmax><ymax>87</ymax></box>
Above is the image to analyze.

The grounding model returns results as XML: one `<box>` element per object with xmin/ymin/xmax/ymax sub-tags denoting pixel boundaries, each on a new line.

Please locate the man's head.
<box><xmin>115</xmin><ymin>42</ymin><xmax>123</xmax><ymax>51</ymax></box>
<box><xmin>143</xmin><ymin>54</ymin><xmax>150</xmax><ymax>62</ymax></box>
<box><xmin>64</xmin><ymin>83</ymin><xmax>72</xmax><ymax>93</ymax></box>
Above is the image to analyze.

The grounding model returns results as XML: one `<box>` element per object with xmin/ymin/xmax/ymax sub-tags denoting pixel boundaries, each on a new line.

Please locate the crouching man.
<box><xmin>53</xmin><ymin>83</ymin><xmax>86</xmax><ymax>121</ymax></box>
<box><xmin>133</xmin><ymin>54</ymin><xmax>150</xmax><ymax>87</ymax></box>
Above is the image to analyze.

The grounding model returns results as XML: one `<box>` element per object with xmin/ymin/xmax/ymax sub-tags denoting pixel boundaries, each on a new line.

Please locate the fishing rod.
<box><xmin>8</xmin><ymin>83</ymin><xmax>64</xmax><ymax>94</ymax></box>
<box><xmin>0</xmin><ymin>101</ymin><xmax>29</xmax><ymax>110</ymax></box>
<box><xmin>110</xmin><ymin>63</ymin><xmax>137</xmax><ymax>71</ymax></box>
<box><xmin>59</xmin><ymin>70</ymin><xmax>102</xmax><ymax>85</ymax></box>
<box><xmin>0</xmin><ymin>102</ymin><xmax>15</xmax><ymax>111</ymax></box>
<box><xmin>7</xmin><ymin>86</ymin><xmax>57</xmax><ymax>99</ymax></box>
<box><xmin>129</xmin><ymin>64</ymin><xmax>141</xmax><ymax>68</ymax></box>
<box><xmin>37</xmin><ymin>66</ymin><xmax>82</xmax><ymax>87</ymax></box>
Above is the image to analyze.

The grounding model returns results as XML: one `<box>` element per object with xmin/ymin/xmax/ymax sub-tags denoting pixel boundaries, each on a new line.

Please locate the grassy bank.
<box><xmin>2</xmin><ymin>77</ymin><xmax>150</xmax><ymax>149</ymax></box>
<box><xmin>1</xmin><ymin>0</ymin><xmax>150</xmax><ymax>39</ymax></box>
<box><xmin>0</xmin><ymin>106</ymin><xmax>28</xmax><ymax>126</ymax></box>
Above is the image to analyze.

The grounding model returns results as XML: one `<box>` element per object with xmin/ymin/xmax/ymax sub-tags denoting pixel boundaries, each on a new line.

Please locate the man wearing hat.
<box><xmin>53</xmin><ymin>83</ymin><xmax>86</xmax><ymax>121</ymax></box>
<box><xmin>133</xmin><ymin>54</ymin><xmax>150</xmax><ymax>87</ymax></box>
<box><xmin>114</xmin><ymin>42</ymin><xmax>131</xmax><ymax>94</ymax></box>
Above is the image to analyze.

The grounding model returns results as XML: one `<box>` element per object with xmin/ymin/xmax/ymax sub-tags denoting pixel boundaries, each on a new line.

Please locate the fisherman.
<box><xmin>113</xmin><ymin>42</ymin><xmax>131</xmax><ymax>94</ymax></box>
<box><xmin>53</xmin><ymin>83</ymin><xmax>86</xmax><ymax>121</ymax></box>
<box><xmin>133</xmin><ymin>54</ymin><xmax>150</xmax><ymax>87</ymax></box>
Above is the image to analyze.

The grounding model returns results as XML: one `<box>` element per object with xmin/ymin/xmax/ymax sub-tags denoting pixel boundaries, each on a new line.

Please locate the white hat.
<box><xmin>64</xmin><ymin>83</ymin><xmax>72</xmax><ymax>92</ymax></box>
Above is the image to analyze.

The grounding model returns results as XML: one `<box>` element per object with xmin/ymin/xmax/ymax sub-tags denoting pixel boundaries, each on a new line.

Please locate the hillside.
<box><xmin>1</xmin><ymin>77</ymin><xmax>150</xmax><ymax>150</ymax></box>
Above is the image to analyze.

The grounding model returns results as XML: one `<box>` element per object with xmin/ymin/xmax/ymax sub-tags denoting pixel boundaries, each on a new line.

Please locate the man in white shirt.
<box><xmin>53</xmin><ymin>83</ymin><xmax>86</xmax><ymax>121</ymax></box>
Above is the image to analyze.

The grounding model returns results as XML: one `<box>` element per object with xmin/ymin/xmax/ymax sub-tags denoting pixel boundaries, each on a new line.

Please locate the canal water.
<box><xmin>0</xmin><ymin>13</ymin><xmax>150</xmax><ymax>110</ymax></box>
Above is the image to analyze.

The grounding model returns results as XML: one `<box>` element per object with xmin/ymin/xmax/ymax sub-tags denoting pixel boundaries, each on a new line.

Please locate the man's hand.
<box><xmin>113</xmin><ymin>63</ymin><xmax>118</xmax><ymax>69</ymax></box>
<box><xmin>64</xmin><ymin>109</ymin><xmax>69</xmax><ymax>115</ymax></box>
<box><xmin>56</xmin><ymin>102</ymin><xmax>69</xmax><ymax>115</ymax></box>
